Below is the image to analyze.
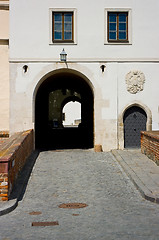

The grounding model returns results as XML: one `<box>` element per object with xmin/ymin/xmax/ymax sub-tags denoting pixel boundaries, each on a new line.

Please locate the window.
<box><xmin>108</xmin><ymin>12</ymin><xmax>128</xmax><ymax>42</ymax></box>
<box><xmin>105</xmin><ymin>8</ymin><xmax>131</xmax><ymax>45</ymax></box>
<box><xmin>52</xmin><ymin>12</ymin><xmax>74</xmax><ymax>42</ymax></box>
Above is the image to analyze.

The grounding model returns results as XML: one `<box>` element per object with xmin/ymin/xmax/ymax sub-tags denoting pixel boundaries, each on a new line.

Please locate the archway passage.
<box><xmin>35</xmin><ymin>71</ymin><xmax>94</xmax><ymax>150</ymax></box>
<box><xmin>124</xmin><ymin>106</ymin><xmax>147</xmax><ymax>148</ymax></box>
<box><xmin>63</xmin><ymin>101</ymin><xmax>81</xmax><ymax>127</ymax></box>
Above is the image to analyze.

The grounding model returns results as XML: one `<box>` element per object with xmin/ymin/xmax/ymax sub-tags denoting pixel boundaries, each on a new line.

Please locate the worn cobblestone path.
<box><xmin>1</xmin><ymin>150</ymin><xmax>159</xmax><ymax>240</ymax></box>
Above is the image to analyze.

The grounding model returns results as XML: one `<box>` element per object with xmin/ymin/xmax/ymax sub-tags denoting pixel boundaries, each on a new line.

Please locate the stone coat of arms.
<box><xmin>125</xmin><ymin>70</ymin><xmax>145</xmax><ymax>94</ymax></box>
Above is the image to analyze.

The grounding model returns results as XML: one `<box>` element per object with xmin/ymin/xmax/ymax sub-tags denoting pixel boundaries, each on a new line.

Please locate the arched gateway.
<box><xmin>35</xmin><ymin>69</ymin><xmax>94</xmax><ymax>150</ymax></box>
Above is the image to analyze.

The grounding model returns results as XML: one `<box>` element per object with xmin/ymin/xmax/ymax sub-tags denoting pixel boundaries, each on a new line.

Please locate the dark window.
<box><xmin>108</xmin><ymin>12</ymin><xmax>128</xmax><ymax>42</ymax></box>
<box><xmin>53</xmin><ymin>12</ymin><xmax>73</xmax><ymax>42</ymax></box>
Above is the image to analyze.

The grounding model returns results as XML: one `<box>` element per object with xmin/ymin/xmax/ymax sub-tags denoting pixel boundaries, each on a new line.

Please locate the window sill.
<box><xmin>104</xmin><ymin>41</ymin><xmax>132</xmax><ymax>45</ymax></box>
<box><xmin>49</xmin><ymin>42</ymin><xmax>77</xmax><ymax>45</ymax></box>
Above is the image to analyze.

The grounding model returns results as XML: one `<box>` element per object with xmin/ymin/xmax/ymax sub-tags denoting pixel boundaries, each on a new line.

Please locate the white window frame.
<box><xmin>104</xmin><ymin>8</ymin><xmax>132</xmax><ymax>45</ymax></box>
<box><xmin>49</xmin><ymin>8</ymin><xmax>77</xmax><ymax>45</ymax></box>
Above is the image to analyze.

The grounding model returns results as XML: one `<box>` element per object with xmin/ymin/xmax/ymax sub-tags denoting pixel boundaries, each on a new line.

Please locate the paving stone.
<box><xmin>0</xmin><ymin>150</ymin><xmax>159</xmax><ymax>239</ymax></box>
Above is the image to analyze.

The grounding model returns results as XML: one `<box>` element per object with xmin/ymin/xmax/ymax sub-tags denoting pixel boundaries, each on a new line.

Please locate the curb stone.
<box><xmin>111</xmin><ymin>150</ymin><xmax>159</xmax><ymax>204</ymax></box>
<box><xmin>0</xmin><ymin>199</ymin><xmax>18</xmax><ymax>216</ymax></box>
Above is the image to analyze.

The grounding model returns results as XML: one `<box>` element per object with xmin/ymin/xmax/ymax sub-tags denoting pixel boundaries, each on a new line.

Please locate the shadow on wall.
<box><xmin>9</xmin><ymin>150</ymin><xmax>39</xmax><ymax>201</ymax></box>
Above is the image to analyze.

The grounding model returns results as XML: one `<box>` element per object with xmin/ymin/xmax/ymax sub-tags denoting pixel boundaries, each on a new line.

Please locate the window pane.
<box><xmin>54</xmin><ymin>31</ymin><xmax>62</xmax><ymax>40</ymax></box>
<box><xmin>54</xmin><ymin>13</ymin><xmax>62</xmax><ymax>21</ymax></box>
<box><xmin>64</xmin><ymin>13</ymin><xmax>72</xmax><ymax>40</ymax></box>
<box><xmin>109</xmin><ymin>23</ymin><xmax>116</xmax><ymax>31</ymax></box>
<box><xmin>64</xmin><ymin>13</ymin><xmax>72</xmax><ymax>22</ymax></box>
<box><xmin>119</xmin><ymin>23</ymin><xmax>126</xmax><ymax>31</ymax></box>
<box><xmin>119</xmin><ymin>31</ymin><xmax>126</xmax><ymax>40</ymax></box>
<box><xmin>119</xmin><ymin>13</ymin><xmax>127</xmax><ymax>22</ymax></box>
<box><xmin>54</xmin><ymin>13</ymin><xmax>62</xmax><ymax>36</ymax></box>
<box><xmin>64</xmin><ymin>31</ymin><xmax>72</xmax><ymax>40</ymax></box>
<box><xmin>109</xmin><ymin>31</ymin><xmax>116</xmax><ymax>40</ymax></box>
<box><xmin>109</xmin><ymin>13</ymin><xmax>117</xmax><ymax>22</ymax></box>
<box><xmin>54</xmin><ymin>23</ymin><xmax>62</xmax><ymax>31</ymax></box>
<box><xmin>64</xmin><ymin>22</ymin><xmax>72</xmax><ymax>31</ymax></box>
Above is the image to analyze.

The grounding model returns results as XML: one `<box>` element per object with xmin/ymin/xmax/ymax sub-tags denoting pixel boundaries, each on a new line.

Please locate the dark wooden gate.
<box><xmin>124</xmin><ymin>106</ymin><xmax>147</xmax><ymax>148</ymax></box>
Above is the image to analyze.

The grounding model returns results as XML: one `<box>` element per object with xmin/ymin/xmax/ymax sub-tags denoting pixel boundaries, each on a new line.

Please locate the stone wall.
<box><xmin>141</xmin><ymin>131</ymin><xmax>159</xmax><ymax>165</ymax></box>
<box><xmin>0</xmin><ymin>130</ymin><xmax>34</xmax><ymax>201</ymax></box>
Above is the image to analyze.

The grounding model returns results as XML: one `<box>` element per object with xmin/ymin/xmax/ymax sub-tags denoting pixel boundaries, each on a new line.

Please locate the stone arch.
<box><xmin>34</xmin><ymin>68</ymin><xmax>94</xmax><ymax>149</ymax></box>
<box><xmin>62</xmin><ymin>100</ymin><xmax>81</xmax><ymax>127</ymax></box>
<box><xmin>33</xmin><ymin>68</ymin><xmax>94</xmax><ymax>105</ymax></box>
<box><xmin>118</xmin><ymin>101</ymin><xmax>152</xmax><ymax>149</ymax></box>
<box><xmin>61</xmin><ymin>96</ymin><xmax>81</xmax><ymax>110</ymax></box>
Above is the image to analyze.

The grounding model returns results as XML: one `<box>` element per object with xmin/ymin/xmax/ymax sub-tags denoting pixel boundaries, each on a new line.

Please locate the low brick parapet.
<box><xmin>0</xmin><ymin>131</ymin><xmax>9</xmax><ymax>138</ymax></box>
<box><xmin>141</xmin><ymin>131</ymin><xmax>159</xmax><ymax>165</ymax></box>
<box><xmin>0</xmin><ymin>130</ymin><xmax>34</xmax><ymax>201</ymax></box>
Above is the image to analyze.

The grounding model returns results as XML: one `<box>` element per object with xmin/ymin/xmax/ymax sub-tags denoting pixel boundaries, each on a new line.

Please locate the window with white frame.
<box><xmin>105</xmin><ymin>8</ymin><xmax>132</xmax><ymax>44</ymax></box>
<box><xmin>50</xmin><ymin>8</ymin><xmax>77</xmax><ymax>44</ymax></box>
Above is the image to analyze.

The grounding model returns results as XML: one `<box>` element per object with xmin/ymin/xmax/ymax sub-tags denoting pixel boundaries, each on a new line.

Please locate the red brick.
<box><xmin>0</xmin><ymin>129</ymin><xmax>33</xmax><ymax>201</ymax></box>
<box><xmin>1</xmin><ymin>197</ymin><xmax>8</xmax><ymax>201</ymax></box>
<box><xmin>141</xmin><ymin>131</ymin><xmax>159</xmax><ymax>164</ymax></box>
<box><xmin>0</xmin><ymin>193</ymin><xmax>8</xmax><ymax>197</ymax></box>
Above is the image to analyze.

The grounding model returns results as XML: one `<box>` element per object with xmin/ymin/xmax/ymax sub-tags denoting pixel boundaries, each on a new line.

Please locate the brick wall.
<box><xmin>0</xmin><ymin>130</ymin><xmax>34</xmax><ymax>201</ymax></box>
<box><xmin>141</xmin><ymin>131</ymin><xmax>159</xmax><ymax>166</ymax></box>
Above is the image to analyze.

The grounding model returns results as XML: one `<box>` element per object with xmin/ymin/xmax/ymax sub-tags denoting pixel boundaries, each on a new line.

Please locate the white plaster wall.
<box><xmin>117</xmin><ymin>63</ymin><xmax>159</xmax><ymax>129</ymax></box>
<box><xmin>10</xmin><ymin>0</ymin><xmax>159</xmax><ymax>60</ymax></box>
<box><xmin>9</xmin><ymin>0</ymin><xmax>159</xmax><ymax>150</ymax></box>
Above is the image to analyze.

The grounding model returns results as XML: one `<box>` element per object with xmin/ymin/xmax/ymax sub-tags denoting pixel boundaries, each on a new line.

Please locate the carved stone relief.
<box><xmin>125</xmin><ymin>70</ymin><xmax>145</xmax><ymax>94</ymax></box>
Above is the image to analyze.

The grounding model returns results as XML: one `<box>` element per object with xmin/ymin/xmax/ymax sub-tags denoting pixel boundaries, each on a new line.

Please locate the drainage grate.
<box><xmin>32</xmin><ymin>221</ymin><xmax>59</xmax><ymax>227</ymax></box>
<box><xmin>58</xmin><ymin>203</ymin><xmax>88</xmax><ymax>209</ymax></box>
<box><xmin>29</xmin><ymin>211</ymin><xmax>42</xmax><ymax>215</ymax></box>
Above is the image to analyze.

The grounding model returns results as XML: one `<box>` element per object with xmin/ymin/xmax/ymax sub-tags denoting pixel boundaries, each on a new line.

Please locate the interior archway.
<box><xmin>35</xmin><ymin>70</ymin><xmax>94</xmax><ymax>150</ymax></box>
<box><xmin>62</xmin><ymin>101</ymin><xmax>81</xmax><ymax>127</ymax></box>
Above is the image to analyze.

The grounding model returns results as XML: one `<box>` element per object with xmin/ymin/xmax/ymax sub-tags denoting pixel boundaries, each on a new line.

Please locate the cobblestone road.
<box><xmin>1</xmin><ymin>150</ymin><xmax>159</xmax><ymax>240</ymax></box>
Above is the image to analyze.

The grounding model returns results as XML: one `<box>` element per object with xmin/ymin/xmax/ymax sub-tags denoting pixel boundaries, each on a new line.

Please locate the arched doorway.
<box><xmin>35</xmin><ymin>70</ymin><xmax>94</xmax><ymax>150</ymax></box>
<box><xmin>124</xmin><ymin>106</ymin><xmax>147</xmax><ymax>148</ymax></box>
<box><xmin>62</xmin><ymin>101</ymin><xmax>81</xmax><ymax>127</ymax></box>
